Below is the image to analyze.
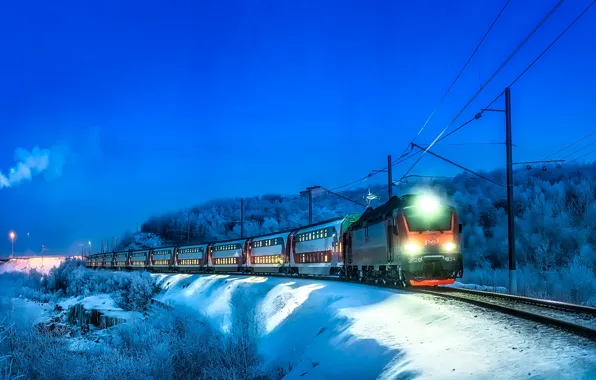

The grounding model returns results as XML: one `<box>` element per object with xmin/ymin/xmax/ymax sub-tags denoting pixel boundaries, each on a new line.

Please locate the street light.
<box><xmin>8</xmin><ymin>231</ymin><xmax>15</xmax><ymax>258</ymax></box>
<box><xmin>88</xmin><ymin>241</ymin><xmax>92</xmax><ymax>256</ymax></box>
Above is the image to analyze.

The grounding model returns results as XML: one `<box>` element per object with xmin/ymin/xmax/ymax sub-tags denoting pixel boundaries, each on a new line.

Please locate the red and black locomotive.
<box><xmin>87</xmin><ymin>193</ymin><xmax>463</xmax><ymax>286</ymax></box>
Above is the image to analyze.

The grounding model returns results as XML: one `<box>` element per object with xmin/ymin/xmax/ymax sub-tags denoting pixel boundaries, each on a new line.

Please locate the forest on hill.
<box><xmin>120</xmin><ymin>163</ymin><xmax>596</xmax><ymax>304</ymax></box>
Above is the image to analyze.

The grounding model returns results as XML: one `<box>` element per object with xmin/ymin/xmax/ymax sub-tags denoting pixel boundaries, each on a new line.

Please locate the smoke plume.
<box><xmin>0</xmin><ymin>145</ymin><xmax>67</xmax><ymax>189</ymax></box>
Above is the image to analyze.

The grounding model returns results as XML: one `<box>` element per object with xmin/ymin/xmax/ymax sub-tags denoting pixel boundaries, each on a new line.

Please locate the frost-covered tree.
<box><xmin>124</xmin><ymin>162</ymin><xmax>596</xmax><ymax>303</ymax></box>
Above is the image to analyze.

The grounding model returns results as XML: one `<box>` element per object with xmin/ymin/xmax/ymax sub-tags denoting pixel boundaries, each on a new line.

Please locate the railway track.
<box><xmin>113</xmin><ymin>268</ymin><xmax>596</xmax><ymax>341</ymax></box>
<box><xmin>408</xmin><ymin>286</ymin><xmax>596</xmax><ymax>341</ymax></box>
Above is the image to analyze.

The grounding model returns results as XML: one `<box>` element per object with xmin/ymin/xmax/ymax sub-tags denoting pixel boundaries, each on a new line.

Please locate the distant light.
<box><xmin>88</xmin><ymin>241</ymin><xmax>92</xmax><ymax>245</ymax></box>
<box><xmin>9</xmin><ymin>231</ymin><xmax>15</xmax><ymax>240</ymax></box>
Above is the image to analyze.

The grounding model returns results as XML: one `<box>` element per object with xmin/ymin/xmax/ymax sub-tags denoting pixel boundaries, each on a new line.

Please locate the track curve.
<box><xmin>115</xmin><ymin>268</ymin><xmax>596</xmax><ymax>341</ymax></box>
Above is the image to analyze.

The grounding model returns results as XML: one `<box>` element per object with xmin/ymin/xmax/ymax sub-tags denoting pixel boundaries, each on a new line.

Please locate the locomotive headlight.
<box><xmin>444</xmin><ymin>242</ymin><xmax>456</xmax><ymax>252</ymax></box>
<box><xmin>404</xmin><ymin>243</ymin><xmax>421</xmax><ymax>254</ymax></box>
<box><xmin>418</xmin><ymin>195</ymin><xmax>439</xmax><ymax>214</ymax></box>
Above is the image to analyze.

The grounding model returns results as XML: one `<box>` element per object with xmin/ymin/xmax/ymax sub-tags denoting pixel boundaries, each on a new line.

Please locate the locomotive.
<box><xmin>86</xmin><ymin>193</ymin><xmax>463</xmax><ymax>286</ymax></box>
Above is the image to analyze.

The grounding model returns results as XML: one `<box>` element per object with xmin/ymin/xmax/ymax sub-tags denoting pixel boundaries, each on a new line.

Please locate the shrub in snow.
<box><xmin>1</xmin><ymin>259</ymin><xmax>159</xmax><ymax>312</ymax></box>
<box><xmin>1</xmin><ymin>297</ymin><xmax>276</xmax><ymax>380</ymax></box>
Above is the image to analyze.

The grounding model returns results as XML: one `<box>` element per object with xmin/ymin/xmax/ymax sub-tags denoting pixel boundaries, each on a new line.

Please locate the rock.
<box><xmin>67</xmin><ymin>303</ymin><xmax>125</xmax><ymax>330</ymax></box>
<box><xmin>54</xmin><ymin>304</ymin><xmax>63</xmax><ymax>312</ymax></box>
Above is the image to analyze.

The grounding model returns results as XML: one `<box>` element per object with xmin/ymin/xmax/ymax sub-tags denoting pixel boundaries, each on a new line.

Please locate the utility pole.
<box><xmin>308</xmin><ymin>190</ymin><xmax>312</xmax><ymax>224</ymax></box>
<box><xmin>370</xmin><ymin>155</ymin><xmax>394</xmax><ymax>199</ymax></box>
<box><xmin>387</xmin><ymin>154</ymin><xmax>393</xmax><ymax>199</ymax></box>
<box><xmin>505</xmin><ymin>87</ymin><xmax>517</xmax><ymax>294</ymax></box>
<box><xmin>300</xmin><ymin>186</ymin><xmax>323</xmax><ymax>225</ymax></box>
<box><xmin>240</xmin><ymin>198</ymin><xmax>245</xmax><ymax>238</ymax></box>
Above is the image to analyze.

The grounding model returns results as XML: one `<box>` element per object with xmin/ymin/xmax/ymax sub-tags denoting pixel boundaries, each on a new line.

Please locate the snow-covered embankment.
<box><xmin>153</xmin><ymin>274</ymin><xmax>596</xmax><ymax>379</ymax></box>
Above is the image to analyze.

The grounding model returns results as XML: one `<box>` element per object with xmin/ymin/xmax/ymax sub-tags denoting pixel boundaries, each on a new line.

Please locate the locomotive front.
<box><xmin>397</xmin><ymin>194</ymin><xmax>463</xmax><ymax>286</ymax></box>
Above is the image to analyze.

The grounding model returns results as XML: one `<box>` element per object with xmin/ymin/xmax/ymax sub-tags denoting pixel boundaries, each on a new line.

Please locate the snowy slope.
<box><xmin>153</xmin><ymin>274</ymin><xmax>596</xmax><ymax>379</ymax></box>
<box><xmin>0</xmin><ymin>257</ymin><xmax>65</xmax><ymax>275</ymax></box>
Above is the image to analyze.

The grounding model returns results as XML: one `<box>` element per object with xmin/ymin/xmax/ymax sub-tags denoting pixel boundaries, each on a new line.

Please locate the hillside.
<box><xmin>121</xmin><ymin>163</ymin><xmax>596</xmax><ymax>304</ymax></box>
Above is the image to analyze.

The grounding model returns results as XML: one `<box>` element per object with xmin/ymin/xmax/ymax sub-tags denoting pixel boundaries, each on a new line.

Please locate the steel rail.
<box><xmin>422</xmin><ymin>286</ymin><xmax>596</xmax><ymax>315</ymax></box>
<box><xmin>407</xmin><ymin>287</ymin><xmax>596</xmax><ymax>341</ymax></box>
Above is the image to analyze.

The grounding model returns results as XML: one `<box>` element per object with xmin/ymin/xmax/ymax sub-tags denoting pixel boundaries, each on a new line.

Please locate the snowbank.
<box><xmin>0</xmin><ymin>257</ymin><xmax>66</xmax><ymax>275</ymax></box>
<box><xmin>153</xmin><ymin>274</ymin><xmax>596</xmax><ymax>379</ymax></box>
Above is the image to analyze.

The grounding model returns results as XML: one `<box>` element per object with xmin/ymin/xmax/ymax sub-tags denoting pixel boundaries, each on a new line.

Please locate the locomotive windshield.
<box><xmin>403</xmin><ymin>207</ymin><xmax>452</xmax><ymax>232</ymax></box>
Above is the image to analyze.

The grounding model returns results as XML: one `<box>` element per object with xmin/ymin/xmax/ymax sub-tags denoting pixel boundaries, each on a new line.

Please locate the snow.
<box><xmin>447</xmin><ymin>281</ymin><xmax>508</xmax><ymax>293</ymax></box>
<box><xmin>153</xmin><ymin>274</ymin><xmax>596</xmax><ymax>379</ymax></box>
<box><xmin>0</xmin><ymin>257</ymin><xmax>66</xmax><ymax>275</ymax></box>
<box><xmin>2</xmin><ymin>297</ymin><xmax>51</xmax><ymax>326</ymax></box>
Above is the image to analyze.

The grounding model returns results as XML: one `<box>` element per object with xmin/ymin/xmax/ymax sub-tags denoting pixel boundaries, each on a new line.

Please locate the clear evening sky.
<box><xmin>1</xmin><ymin>0</ymin><xmax>595</xmax><ymax>252</ymax></box>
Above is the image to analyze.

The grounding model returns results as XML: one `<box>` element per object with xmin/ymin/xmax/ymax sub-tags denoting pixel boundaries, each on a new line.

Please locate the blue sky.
<box><xmin>1</xmin><ymin>0</ymin><xmax>595</xmax><ymax>252</ymax></box>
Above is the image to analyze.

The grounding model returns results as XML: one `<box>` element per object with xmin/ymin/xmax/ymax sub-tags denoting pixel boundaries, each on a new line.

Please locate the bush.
<box><xmin>463</xmin><ymin>261</ymin><xmax>596</xmax><ymax>306</ymax></box>
<box><xmin>0</xmin><ymin>293</ymin><xmax>275</xmax><ymax>380</ymax></box>
<box><xmin>0</xmin><ymin>259</ymin><xmax>159</xmax><ymax>312</ymax></box>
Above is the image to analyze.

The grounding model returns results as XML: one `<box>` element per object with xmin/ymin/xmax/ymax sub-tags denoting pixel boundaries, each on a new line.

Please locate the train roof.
<box><xmin>212</xmin><ymin>238</ymin><xmax>247</xmax><ymax>246</ymax></box>
<box><xmin>292</xmin><ymin>216</ymin><xmax>345</xmax><ymax>232</ymax></box>
<box><xmin>178</xmin><ymin>243</ymin><xmax>209</xmax><ymax>248</ymax></box>
<box><xmin>250</xmin><ymin>228</ymin><xmax>296</xmax><ymax>240</ymax></box>
<box><xmin>350</xmin><ymin>196</ymin><xmax>402</xmax><ymax>229</ymax></box>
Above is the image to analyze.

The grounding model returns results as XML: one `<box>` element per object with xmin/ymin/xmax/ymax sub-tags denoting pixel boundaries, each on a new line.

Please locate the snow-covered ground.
<box><xmin>0</xmin><ymin>257</ymin><xmax>66</xmax><ymax>275</ymax></box>
<box><xmin>446</xmin><ymin>281</ymin><xmax>508</xmax><ymax>292</ymax></box>
<box><xmin>153</xmin><ymin>274</ymin><xmax>596</xmax><ymax>379</ymax></box>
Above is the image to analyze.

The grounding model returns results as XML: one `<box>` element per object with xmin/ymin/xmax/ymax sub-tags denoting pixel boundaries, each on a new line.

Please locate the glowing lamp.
<box><xmin>444</xmin><ymin>242</ymin><xmax>456</xmax><ymax>252</ymax></box>
<box><xmin>404</xmin><ymin>242</ymin><xmax>420</xmax><ymax>254</ymax></box>
<box><xmin>9</xmin><ymin>231</ymin><xmax>15</xmax><ymax>240</ymax></box>
<box><xmin>418</xmin><ymin>195</ymin><xmax>439</xmax><ymax>214</ymax></box>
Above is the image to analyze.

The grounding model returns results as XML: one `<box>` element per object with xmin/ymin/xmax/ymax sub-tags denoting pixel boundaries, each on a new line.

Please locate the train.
<box><xmin>86</xmin><ymin>193</ymin><xmax>463</xmax><ymax>286</ymax></box>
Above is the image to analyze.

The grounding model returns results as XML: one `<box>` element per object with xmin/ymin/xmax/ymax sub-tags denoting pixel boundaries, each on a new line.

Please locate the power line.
<box><xmin>321</xmin><ymin>187</ymin><xmax>367</xmax><ymax>207</ymax></box>
<box><xmin>445</xmin><ymin>0</ymin><xmax>564</xmax><ymax>132</ymax></box>
<box><xmin>543</xmin><ymin>131</ymin><xmax>596</xmax><ymax>160</ymax></box>
<box><xmin>329</xmin><ymin>173</ymin><xmax>374</xmax><ymax>192</ymax></box>
<box><xmin>402</xmin><ymin>0</ymin><xmax>583</xmax><ymax>179</ymax></box>
<box><xmin>446</xmin><ymin>142</ymin><xmax>504</xmax><ymax>146</ymax></box>
<box><xmin>562</xmin><ymin>139</ymin><xmax>596</xmax><ymax>160</ymax></box>
<box><xmin>506</xmin><ymin>0</ymin><xmax>596</xmax><ymax>90</ymax></box>
<box><xmin>568</xmin><ymin>148</ymin><xmax>596</xmax><ymax>163</ymax></box>
<box><xmin>397</xmin><ymin>0</ymin><xmax>512</xmax><ymax>159</ymax></box>
<box><xmin>436</xmin><ymin>113</ymin><xmax>485</xmax><ymax>143</ymax></box>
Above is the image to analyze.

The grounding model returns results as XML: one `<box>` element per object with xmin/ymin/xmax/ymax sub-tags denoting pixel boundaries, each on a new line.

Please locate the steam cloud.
<box><xmin>0</xmin><ymin>145</ymin><xmax>67</xmax><ymax>189</ymax></box>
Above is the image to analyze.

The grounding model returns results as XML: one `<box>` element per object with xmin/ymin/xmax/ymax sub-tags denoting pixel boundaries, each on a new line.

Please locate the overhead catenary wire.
<box><xmin>399</xmin><ymin>0</ymin><xmax>566</xmax><ymax>181</ymax></box>
<box><xmin>322</xmin><ymin>186</ymin><xmax>367</xmax><ymax>207</ymax></box>
<box><xmin>505</xmin><ymin>0</ymin><xmax>596</xmax><ymax>91</ymax></box>
<box><xmin>446</xmin><ymin>142</ymin><xmax>504</xmax><ymax>146</ymax></box>
<box><xmin>397</xmin><ymin>0</ymin><xmax>512</xmax><ymax>160</ymax></box>
<box><xmin>329</xmin><ymin>0</ymin><xmax>590</xmax><ymax>194</ymax></box>
<box><xmin>330</xmin><ymin>0</ymin><xmax>515</xmax><ymax>193</ymax></box>
<box><xmin>401</xmin><ymin>0</ymin><xmax>596</xmax><ymax>180</ymax></box>
<box><xmin>562</xmin><ymin>139</ymin><xmax>596</xmax><ymax>160</ymax></box>
<box><xmin>568</xmin><ymin>148</ymin><xmax>596</xmax><ymax>163</ymax></box>
<box><xmin>543</xmin><ymin>131</ymin><xmax>596</xmax><ymax>160</ymax></box>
